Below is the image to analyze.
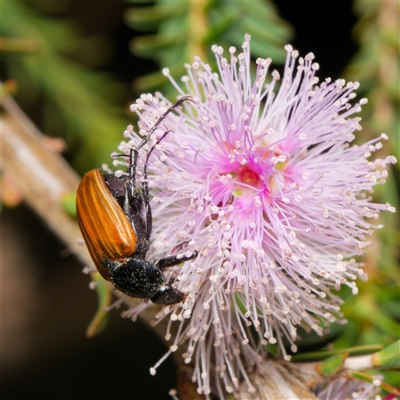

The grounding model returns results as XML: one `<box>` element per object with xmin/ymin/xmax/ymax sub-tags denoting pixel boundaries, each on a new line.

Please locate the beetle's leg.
<box><xmin>156</xmin><ymin>250</ymin><xmax>198</xmax><ymax>270</ymax></box>
<box><xmin>171</xmin><ymin>240</ymin><xmax>191</xmax><ymax>255</ymax></box>
<box><xmin>167</xmin><ymin>275</ymin><xmax>177</xmax><ymax>284</ymax></box>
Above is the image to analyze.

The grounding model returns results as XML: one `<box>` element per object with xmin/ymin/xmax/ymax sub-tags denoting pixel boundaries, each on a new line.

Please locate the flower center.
<box><xmin>240</xmin><ymin>169</ymin><xmax>260</xmax><ymax>186</ymax></box>
<box><xmin>210</xmin><ymin>142</ymin><xmax>290</xmax><ymax>208</ymax></box>
<box><xmin>232</xmin><ymin>167</ymin><xmax>263</xmax><ymax>197</ymax></box>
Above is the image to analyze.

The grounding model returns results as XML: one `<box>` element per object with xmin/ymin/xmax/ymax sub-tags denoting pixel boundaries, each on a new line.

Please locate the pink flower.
<box><xmin>315</xmin><ymin>375</ymin><xmax>382</xmax><ymax>400</ymax></box>
<box><xmin>115</xmin><ymin>35</ymin><xmax>396</xmax><ymax>398</ymax></box>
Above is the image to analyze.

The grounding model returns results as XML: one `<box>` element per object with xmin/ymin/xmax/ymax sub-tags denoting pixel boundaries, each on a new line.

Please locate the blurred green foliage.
<box><xmin>125</xmin><ymin>0</ymin><xmax>293</xmax><ymax>93</ymax></box>
<box><xmin>344</xmin><ymin>1</ymin><xmax>399</xmax><ymax>154</ymax></box>
<box><xmin>1</xmin><ymin>1</ymin><xmax>130</xmax><ymax>173</ymax></box>
<box><xmin>338</xmin><ymin>0</ymin><xmax>400</xmax><ymax>358</ymax></box>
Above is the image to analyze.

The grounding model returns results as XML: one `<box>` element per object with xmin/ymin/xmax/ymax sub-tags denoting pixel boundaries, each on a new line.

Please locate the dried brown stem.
<box><xmin>2</xmin><ymin>96</ymin><xmax>87</xmax><ymax>259</ymax></box>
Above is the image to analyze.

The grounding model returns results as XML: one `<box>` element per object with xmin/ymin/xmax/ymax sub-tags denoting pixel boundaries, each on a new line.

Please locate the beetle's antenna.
<box><xmin>141</xmin><ymin>96</ymin><xmax>195</xmax><ymax>182</ymax></box>
<box><xmin>143</xmin><ymin>129</ymin><xmax>172</xmax><ymax>183</ymax></box>
<box><xmin>137</xmin><ymin>95</ymin><xmax>194</xmax><ymax>151</ymax></box>
<box><xmin>128</xmin><ymin>96</ymin><xmax>195</xmax><ymax>197</ymax></box>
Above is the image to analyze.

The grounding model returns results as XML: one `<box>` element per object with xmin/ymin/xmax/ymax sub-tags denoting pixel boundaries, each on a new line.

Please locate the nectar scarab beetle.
<box><xmin>76</xmin><ymin>96</ymin><xmax>198</xmax><ymax>305</ymax></box>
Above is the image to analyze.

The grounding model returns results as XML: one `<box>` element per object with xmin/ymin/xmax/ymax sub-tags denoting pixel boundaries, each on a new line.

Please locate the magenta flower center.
<box><xmin>239</xmin><ymin>167</ymin><xmax>260</xmax><ymax>187</ymax></box>
<box><xmin>211</xmin><ymin>141</ymin><xmax>288</xmax><ymax>209</ymax></box>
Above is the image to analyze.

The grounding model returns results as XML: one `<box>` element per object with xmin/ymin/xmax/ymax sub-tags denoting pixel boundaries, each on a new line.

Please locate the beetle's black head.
<box><xmin>150</xmin><ymin>284</ymin><xmax>186</xmax><ymax>305</ymax></box>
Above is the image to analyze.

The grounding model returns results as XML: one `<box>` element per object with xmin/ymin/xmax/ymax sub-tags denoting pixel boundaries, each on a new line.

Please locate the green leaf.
<box><xmin>131</xmin><ymin>34</ymin><xmax>185</xmax><ymax>58</ymax></box>
<box><xmin>372</xmin><ymin>340</ymin><xmax>400</xmax><ymax>369</ymax></box>
<box><xmin>124</xmin><ymin>3</ymin><xmax>186</xmax><ymax>31</ymax></box>
<box><xmin>317</xmin><ymin>352</ymin><xmax>349</xmax><ymax>377</ymax></box>
<box><xmin>292</xmin><ymin>344</ymin><xmax>383</xmax><ymax>362</ymax></box>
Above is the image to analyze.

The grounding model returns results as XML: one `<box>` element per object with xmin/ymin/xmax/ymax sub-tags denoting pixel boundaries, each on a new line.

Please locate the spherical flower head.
<box><xmin>116</xmin><ymin>35</ymin><xmax>396</xmax><ymax>398</ymax></box>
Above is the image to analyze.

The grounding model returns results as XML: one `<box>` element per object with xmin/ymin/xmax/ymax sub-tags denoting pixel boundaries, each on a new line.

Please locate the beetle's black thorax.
<box><xmin>106</xmin><ymin>258</ymin><xmax>164</xmax><ymax>299</ymax></box>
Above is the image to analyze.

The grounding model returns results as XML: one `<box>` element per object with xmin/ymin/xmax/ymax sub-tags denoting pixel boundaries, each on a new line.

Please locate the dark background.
<box><xmin>1</xmin><ymin>1</ymin><xmax>358</xmax><ymax>399</ymax></box>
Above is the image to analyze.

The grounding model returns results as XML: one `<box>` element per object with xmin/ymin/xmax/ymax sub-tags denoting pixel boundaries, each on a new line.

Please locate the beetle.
<box><xmin>76</xmin><ymin>96</ymin><xmax>197</xmax><ymax>305</ymax></box>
